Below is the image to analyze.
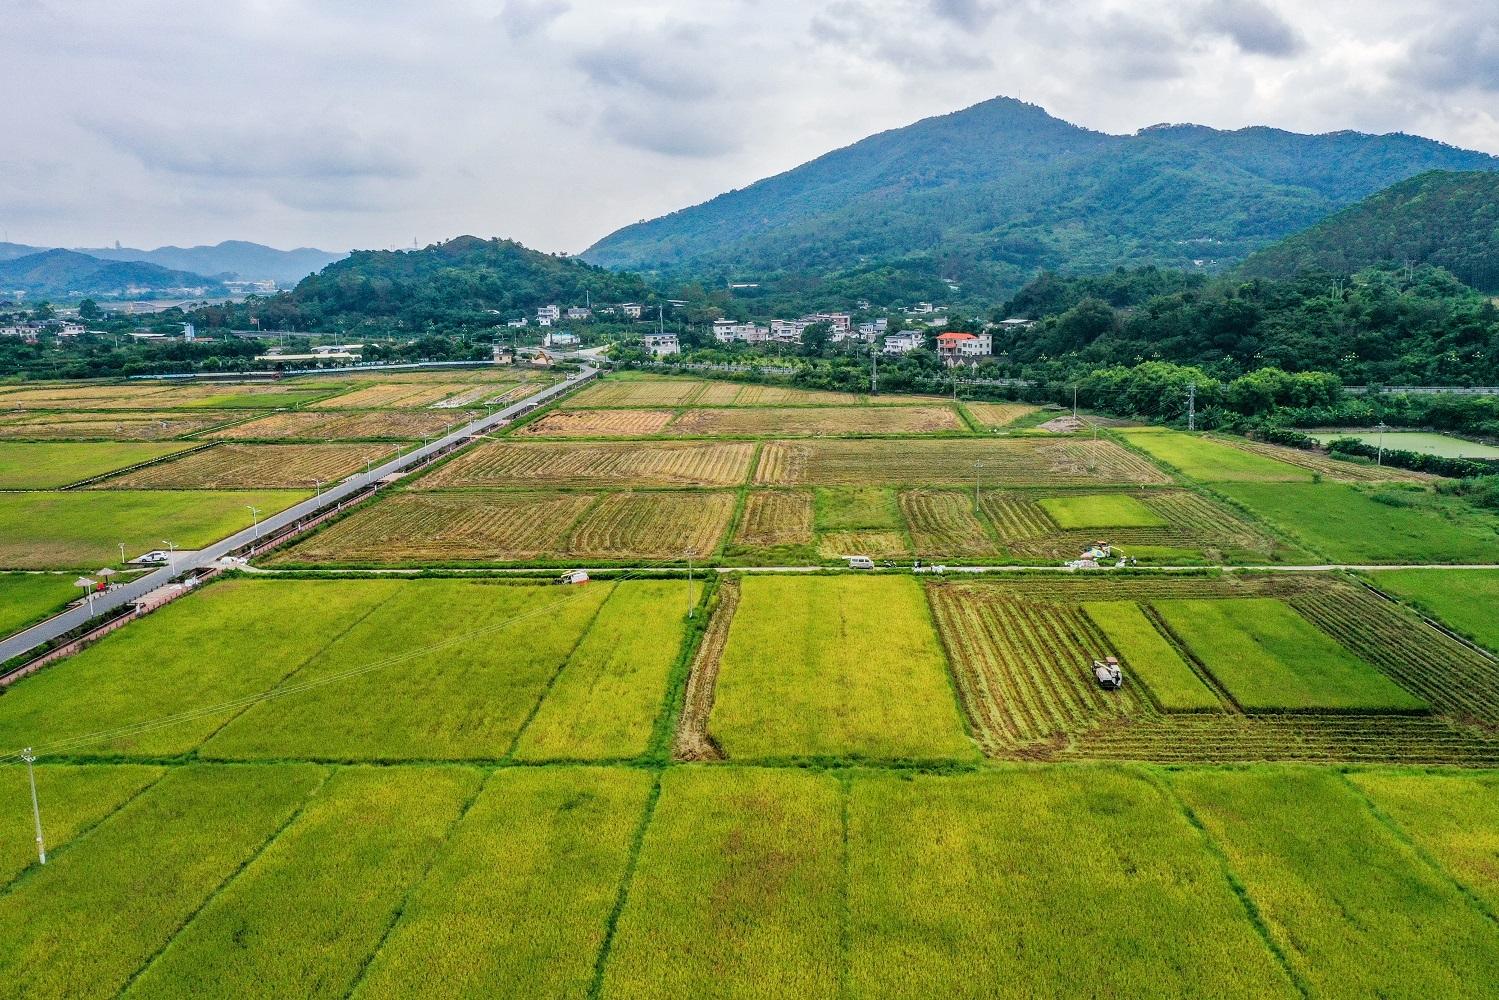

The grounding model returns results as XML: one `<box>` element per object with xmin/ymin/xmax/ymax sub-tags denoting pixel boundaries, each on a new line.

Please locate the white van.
<box><xmin>847</xmin><ymin>555</ymin><xmax>875</xmax><ymax>570</ymax></box>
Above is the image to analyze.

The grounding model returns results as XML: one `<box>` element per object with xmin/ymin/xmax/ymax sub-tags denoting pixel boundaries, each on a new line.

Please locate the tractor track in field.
<box><xmin>672</xmin><ymin>578</ymin><xmax>739</xmax><ymax>762</ymax></box>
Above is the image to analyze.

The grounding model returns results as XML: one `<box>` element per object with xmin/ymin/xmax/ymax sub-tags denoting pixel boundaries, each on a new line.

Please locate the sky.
<box><xmin>3</xmin><ymin>0</ymin><xmax>1497</xmax><ymax>254</ymax></box>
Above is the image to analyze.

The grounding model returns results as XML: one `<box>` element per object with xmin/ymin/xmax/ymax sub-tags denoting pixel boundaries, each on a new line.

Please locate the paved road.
<box><xmin>237</xmin><ymin>562</ymin><xmax>1499</xmax><ymax>576</ymax></box>
<box><xmin>0</xmin><ymin>365</ymin><xmax>599</xmax><ymax>664</ymax></box>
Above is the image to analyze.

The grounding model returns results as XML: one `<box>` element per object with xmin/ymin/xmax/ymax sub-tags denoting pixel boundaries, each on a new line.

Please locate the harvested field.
<box><xmin>964</xmin><ymin>401</ymin><xmax>1041</xmax><ymax>427</ymax></box>
<box><xmin>1120</xmin><ymin>429</ymin><xmax>1313</xmax><ymax>482</ymax></box>
<box><xmin>0</xmin><ymin>411</ymin><xmax>236</xmax><ymax>440</ymax></box>
<box><xmin>674</xmin><ymin>579</ymin><xmax>739</xmax><ymax>761</ymax></box>
<box><xmin>518</xmin><ymin>408</ymin><xmax>675</xmax><ymax>437</ymax></box>
<box><xmin>754</xmin><ymin>438</ymin><xmax>1171</xmax><ymax>487</ymax></box>
<box><xmin>731</xmin><ymin>384</ymin><xmax>862</xmax><ymax>406</ymax></box>
<box><xmin>566</xmin><ymin>491</ymin><xmax>735</xmax><ymax>559</ymax></box>
<box><xmin>0</xmin><ymin>383</ymin><xmax>173</xmax><ymax>406</ymax></box>
<box><xmin>209</xmin><ymin>409</ymin><xmax>478</xmax><ymax>441</ymax></box>
<box><xmin>817</xmin><ymin>530</ymin><xmax>910</xmax><ymax>559</ymax></box>
<box><xmin>309</xmin><ymin>383</ymin><xmax>455</xmax><ymax>409</ymax></box>
<box><xmin>418</xmin><ymin>440</ymin><xmax>753</xmax><ymax>488</ymax></box>
<box><xmin>1233</xmin><ymin>436</ymin><xmax>1428</xmax><ymax>482</ymax></box>
<box><xmin>690</xmin><ymin>381</ymin><xmax>744</xmax><ymax>404</ymax></box>
<box><xmin>980</xmin><ymin>491</ymin><xmax>1057</xmax><ymax>542</ymax></box>
<box><xmin>563</xmin><ymin>377</ymin><xmax>706</xmax><ymax>407</ymax></box>
<box><xmin>733</xmin><ymin>489</ymin><xmax>814</xmax><ymax>549</ymax></box>
<box><xmin>271</xmin><ymin>490</ymin><xmax>594</xmax><ymax>564</ymax></box>
<box><xmin>709</xmin><ymin>576</ymin><xmax>978</xmax><ymax>761</ymax></box>
<box><xmin>899</xmin><ymin>489</ymin><xmax>1000</xmax><ymax>558</ymax></box>
<box><xmin>814</xmin><ymin>486</ymin><xmax>901</xmax><ymax>530</ymax></box>
<box><xmin>667</xmin><ymin>404</ymin><xmax>962</xmax><ymax>437</ymax></box>
<box><xmin>92</xmin><ymin>443</ymin><xmax>399</xmax><ymax>489</ymax></box>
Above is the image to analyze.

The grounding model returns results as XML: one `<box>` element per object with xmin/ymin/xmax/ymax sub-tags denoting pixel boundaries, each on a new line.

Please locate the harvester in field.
<box><xmin>1091</xmin><ymin>656</ymin><xmax>1123</xmax><ymax>690</ymax></box>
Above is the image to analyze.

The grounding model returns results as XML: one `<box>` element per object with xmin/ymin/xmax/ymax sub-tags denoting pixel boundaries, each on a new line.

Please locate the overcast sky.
<box><xmin>3</xmin><ymin>0</ymin><xmax>1496</xmax><ymax>254</ymax></box>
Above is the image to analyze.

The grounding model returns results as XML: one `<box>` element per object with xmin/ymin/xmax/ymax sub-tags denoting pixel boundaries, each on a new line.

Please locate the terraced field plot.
<box><xmin>755</xmin><ymin>437</ymin><xmax>1170</xmax><ymax>487</ymax></box>
<box><xmin>666</xmin><ymin>404</ymin><xmax>962</xmax><ymax>436</ymax></box>
<box><xmin>0</xmin><ymin>489</ymin><xmax>309</xmax><ymax>568</ymax></box>
<box><xmin>418</xmin><ymin>440</ymin><xmax>753</xmax><ymax>488</ymax></box>
<box><xmin>567</xmin><ymin>491</ymin><xmax>735</xmax><ymax>559</ymax></box>
<box><xmin>93</xmin><ymin>442</ymin><xmax>401</xmax><ymax>489</ymax></box>
<box><xmin>0</xmin><ymin>441</ymin><xmax>192</xmax><ymax>488</ymax></box>
<box><xmin>208</xmin><ymin>409</ymin><xmax>478</xmax><ymax>441</ymax></box>
<box><xmin>1120</xmin><ymin>429</ymin><xmax>1314</xmax><ymax>482</ymax></box>
<box><xmin>1217</xmin><ymin>481</ymin><xmax>1499</xmax><ymax>563</ymax></box>
<box><xmin>518</xmin><ymin>408</ymin><xmax>676</xmax><ymax>437</ymax></box>
<box><xmin>0</xmin><ymin>411</ymin><xmax>237</xmax><ymax>440</ymax></box>
<box><xmin>0</xmin><ymin>571</ymin><xmax>82</xmax><ymax>637</ymax></box>
<box><xmin>930</xmin><ymin>574</ymin><xmax>1499</xmax><ymax>763</ymax></box>
<box><xmin>270</xmin><ymin>490</ymin><xmax>594</xmax><ymax>564</ymax></box>
<box><xmin>708</xmin><ymin>575</ymin><xmax>978</xmax><ymax>761</ymax></box>
<box><xmin>848</xmin><ymin>769</ymin><xmax>1298</xmax><ymax>999</ymax></box>
<box><xmin>963</xmin><ymin>401</ymin><xmax>1041</xmax><ymax>428</ymax></box>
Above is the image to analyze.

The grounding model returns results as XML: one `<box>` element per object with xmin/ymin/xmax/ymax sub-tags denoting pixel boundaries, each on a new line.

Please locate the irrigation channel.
<box><xmin>0</xmin><ymin>365</ymin><xmax>600</xmax><ymax>664</ymax></box>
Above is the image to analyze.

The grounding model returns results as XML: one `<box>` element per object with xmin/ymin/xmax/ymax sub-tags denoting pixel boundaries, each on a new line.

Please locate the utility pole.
<box><xmin>1375</xmin><ymin>420</ymin><xmax>1389</xmax><ymax>466</ymax></box>
<box><xmin>1187</xmin><ymin>384</ymin><xmax>1196</xmax><ymax>432</ymax></box>
<box><xmin>75</xmin><ymin>576</ymin><xmax>97</xmax><ymax>615</ymax></box>
<box><xmin>685</xmin><ymin>549</ymin><xmax>695</xmax><ymax>619</ymax></box>
<box><xmin>973</xmin><ymin>461</ymin><xmax>983</xmax><ymax>513</ymax></box>
<box><xmin>1072</xmin><ymin>385</ymin><xmax>1078</xmax><ymax>419</ymax></box>
<box><xmin>870</xmin><ymin>346</ymin><xmax>878</xmax><ymax>395</ymax></box>
<box><xmin>21</xmin><ymin>749</ymin><xmax>44</xmax><ymax>865</ymax></box>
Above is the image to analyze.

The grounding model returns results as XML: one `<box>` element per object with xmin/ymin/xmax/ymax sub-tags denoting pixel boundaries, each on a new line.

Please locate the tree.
<box><xmin>801</xmin><ymin>321</ymin><xmax>832</xmax><ymax>357</ymax></box>
<box><xmin>78</xmin><ymin>299</ymin><xmax>102</xmax><ymax>321</ymax></box>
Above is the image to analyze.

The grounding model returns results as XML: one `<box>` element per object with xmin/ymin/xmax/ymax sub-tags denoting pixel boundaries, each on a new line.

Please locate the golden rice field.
<box><xmin>964</xmin><ymin>401</ymin><xmax>1042</xmax><ymax>428</ymax></box>
<box><xmin>417</xmin><ymin>440</ymin><xmax>754</xmax><ymax>488</ymax></box>
<box><xmin>209</xmin><ymin>409</ymin><xmax>478</xmax><ymax>441</ymax></box>
<box><xmin>270</xmin><ymin>490</ymin><xmax>594</xmax><ymax>564</ymax></box>
<box><xmin>667</xmin><ymin>405</ymin><xmax>963</xmax><ymax>436</ymax></box>
<box><xmin>310</xmin><ymin>382</ymin><xmax>485</xmax><ymax>409</ymax></box>
<box><xmin>566</xmin><ymin>491</ymin><xmax>736</xmax><ymax>559</ymax></box>
<box><xmin>519</xmin><ymin>409</ymin><xmax>676</xmax><ymax>437</ymax></box>
<box><xmin>817</xmin><ymin>529</ymin><xmax>911</xmax><ymax>559</ymax></box>
<box><xmin>0</xmin><ymin>411</ymin><xmax>237</xmax><ymax>440</ymax></box>
<box><xmin>733</xmin><ymin>490</ymin><xmax>815</xmax><ymax>548</ymax></box>
<box><xmin>754</xmin><ymin>438</ymin><xmax>1172</xmax><ymax>487</ymax></box>
<box><xmin>93</xmin><ymin>443</ymin><xmax>400</xmax><ymax>489</ymax></box>
<box><xmin>563</xmin><ymin>378</ymin><xmax>707</xmax><ymax>407</ymax></box>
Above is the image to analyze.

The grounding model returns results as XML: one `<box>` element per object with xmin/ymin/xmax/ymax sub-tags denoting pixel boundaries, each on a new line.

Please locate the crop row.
<box><xmin>1226</xmin><ymin>436</ymin><xmax>1425</xmax><ymax>483</ymax></box>
<box><xmin>753</xmin><ymin>438</ymin><xmax>1172</xmax><ymax>487</ymax></box>
<box><xmin>899</xmin><ymin>489</ymin><xmax>997</xmax><ymax>557</ymax></box>
<box><xmin>419</xmin><ymin>440</ymin><xmax>755</xmax><ymax>488</ymax></box>
<box><xmin>92</xmin><ymin>443</ymin><xmax>398</xmax><ymax>489</ymax></box>
<box><xmin>211</xmin><ymin>409</ymin><xmax>477</xmax><ymax>441</ymax></box>
<box><xmin>733</xmin><ymin>490</ymin><xmax>813</xmax><ymax>548</ymax></box>
<box><xmin>567</xmin><ymin>491</ymin><xmax>735</xmax><ymax>559</ymax></box>
<box><xmin>519</xmin><ymin>409</ymin><xmax>675</xmax><ymax>437</ymax></box>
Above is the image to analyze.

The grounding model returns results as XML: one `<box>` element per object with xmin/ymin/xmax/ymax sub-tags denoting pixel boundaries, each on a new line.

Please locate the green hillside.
<box><xmin>1239</xmin><ymin>171</ymin><xmax>1499</xmax><ymax>291</ymax></box>
<box><xmin>581</xmin><ymin>97</ymin><xmax>1499</xmax><ymax>302</ymax></box>
<box><xmin>0</xmin><ymin>250</ymin><xmax>221</xmax><ymax>299</ymax></box>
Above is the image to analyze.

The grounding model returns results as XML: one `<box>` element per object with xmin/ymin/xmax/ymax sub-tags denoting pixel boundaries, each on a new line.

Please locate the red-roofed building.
<box><xmin>935</xmin><ymin>330</ymin><xmax>991</xmax><ymax>367</ymax></box>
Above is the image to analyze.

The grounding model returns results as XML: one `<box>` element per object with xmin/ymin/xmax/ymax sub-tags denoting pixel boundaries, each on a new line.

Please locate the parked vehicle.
<box><xmin>847</xmin><ymin>555</ymin><xmax>875</xmax><ymax>570</ymax></box>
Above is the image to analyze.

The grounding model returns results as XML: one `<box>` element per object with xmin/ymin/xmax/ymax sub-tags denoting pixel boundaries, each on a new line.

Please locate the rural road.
<box><xmin>0</xmin><ymin>365</ymin><xmax>599</xmax><ymax>664</ymax></box>
<box><xmin>235</xmin><ymin>562</ymin><xmax>1499</xmax><ymax>576</ymax></box>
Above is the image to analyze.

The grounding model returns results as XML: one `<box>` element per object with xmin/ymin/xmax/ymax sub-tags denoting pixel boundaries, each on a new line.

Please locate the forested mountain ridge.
<box><xmin>582</xmin><ymin>97</ymin><xmax>1499</xmax><ymax>302</ymax></box>
<box><xmin>0</xmin><ymin>249</ymin><xmax>222</xmax><ymax>299</ymax></box>
<box><xmin>200</xmin><ymin>236</ymin><xmax>650</xmax><ymax>332</ymax></box>
<box><xmin>1238</xmin><ymin>171</ymin><xmax>1499</xmax><ymax>292</ymax></box>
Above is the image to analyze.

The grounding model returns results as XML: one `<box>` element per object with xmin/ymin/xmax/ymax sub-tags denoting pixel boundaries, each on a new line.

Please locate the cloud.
<box><xmin>1400</xmin><ymin>13</ymin><xmax>1499</xmax><ymax>91</ymax></box>
<box><xmin>929</xmin><ymin>0</ymin><xmax>998</xmax><ymax>31</ymax></box>
<box><xmin>499</xmin><ymin>0</ymin><xmax>569</xmax><ymax>40</ymax></box>
<box><xmin>1196</xmin><ymin>0</ymin><xmax>1304</xmax><ymax>57</ymax></box>
<box><xmin>574</xmin><ymin>45</ymin><xmax>718</xmax><ymax>101</ymax></box>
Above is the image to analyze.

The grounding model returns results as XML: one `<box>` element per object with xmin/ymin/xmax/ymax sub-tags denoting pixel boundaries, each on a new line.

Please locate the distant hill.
<box><xmin>582</xmin><ymin>97</ymin><xmax>1499</xmax><ymax>301</ymax></box>
<box><xmin>275</xmin><ymin>235</ymin><xmax>650</xmax><ymax>327</ymax></box>
<box><xmin>78</xmin><ymin>240</ymin><xmax>344</xmax><ymax>287</ymax></box>
<box><xmin>1238</xmin><ymin>171</ymin><xmax>1499</xmax><ymax>292</ymax></box>
<box><xmin>0</xmin><ymin>249</ymin><xmax>223</xmax><ymax>299</ymax></box>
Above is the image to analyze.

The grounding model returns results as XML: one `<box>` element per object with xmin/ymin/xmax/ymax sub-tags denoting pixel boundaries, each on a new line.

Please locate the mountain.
<box><xmin>267</xmin><ymin>235</ymin><xmax>650</xmax><ymax>329</ymax></box>
<box><xmin>1238</xmin><ymin>170</ymin><xmax>1499</xmax><ymax>292</ymax></box>
<box><xmin>582</xmin><ymin>97</ymin><xmax>1499</xmax><ymax>301</ymax></box>
<box><xmin>0</xmin><ymin>249</ymin><xmax>223</xmax><ymax>299</ymax></box>
<box><xmin>78</xmin><ymin>240</ymin><xmax>344</xmax><ymax>287</ymax></box>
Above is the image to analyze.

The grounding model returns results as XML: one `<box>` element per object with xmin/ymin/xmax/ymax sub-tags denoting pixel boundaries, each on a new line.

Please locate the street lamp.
<box><xmin>20</xmin><ymin>748</ymin><xmax>44</xmax><ymax>865</ymax></box>
<box><xmin>162</xmin><ymin>540</ymin><xmax>176</xmax><ymax>570</ymax></box>
<box><xmin>246</xmin><ymin>505</ymin><xmax>262</xmax><ymax>540</ymax></box>
<box><xmin>74</xmin><ymin>576</ymin><xmax>97</xmax><ymax>616</ymax></box>
<box><xmin>684</xmin><ymin>548</ymin><xmax>696</xmax><ymax>619</ymax></box>
<box><xmin>118</xmin><ymin>542</ymin><xmax>126</xmax><ymax>566</ymax></box>
<box><xmin>312</xmin><ymin>479</ymin><xmax>323</xmax><ymax>500</ymax></box>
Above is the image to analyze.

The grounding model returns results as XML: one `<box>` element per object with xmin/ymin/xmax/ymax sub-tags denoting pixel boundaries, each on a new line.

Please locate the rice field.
<box><xmin>899</xmin><ymin>488</ymin><xmax>999</xmax><ymax>558</ymax></box>
<box><xmin>1082</xmin><ymin>600</ymin><xmax>1222</xmax><ymax>710</ymax></box>
<box><xmin>271</xmin><ymin>490</ymin><xmax>592</xmax><ymax>565</ymax></box>
<box><xmin>567</xmin><ymin>492</ymin><xmax>736</xmax><ymax>560</ymax></box>
<box><xmin>0</xmin><ymin>572</ymin><xmax>81</xmax><ymax>637</ymax></box>
<box><xmin>731</xmin><ymin>489</ymin><xmax>814</xmax><ymax>550</ymax></box>
<box><xmin>1119</xmin><ymin>429</ymin><xmax>1314</xmax><ymax>482</ymax></box>
<box><xmin>0</xmin><ymin>441</ymin><xmax>192</xmax><ymax>488</ymax></box>
<box><xmin>755</xmin><ymin>437</ymin><xmax>1171</xmax><ymax>487</ymax></box>
<box><xmin>518</xmin><ymin>408</ymin><xmax>676</xmax><ymax>437</ymax></box>
<box><xmin>1369</xmin><ymin>568</ymin><xmax>1499</xmax><ymax>652</ymax></box>
<box><xmin>563</xmin><ymin>377</ymin><xmax>709</xmax><ymax>407</ymax></box>
<box><xmin>963</xmin><ymin>401</ymin><xmax>1041</xmax><ymax>428</ymax></box>
<box><xmin>707</xmin><ymin>575</ymin><xmax>978</xmax><ymax>761</ymax></box>
<box><xmin>208</xmin><ymin>409</ymin><xmax>479</xmax><ymax>441</ymax></box>
<box><xmin>1038</xmin><ymin>492</ymin><xmax>1168</xmax><ymax>528</ymax></box>
<box><xmin>93</xmin><ymin>443</ymin><xmax>401</xmax><ymax>489</ymax></box>
<box><xmin>0</xmin><ymin>489</ymin><xmax>309</xmax><ymax>569</ymax></box>
<box><xmin>417</xmin><ymin>440</ymin><xmax>753</xmax><ymax>488</ymax></box>
<box><xmin>308</xmin><ymin>382</ymin><xmax>476</xmax><ymax>409</ymax></box>
<box><xmin>0</xmin><ymin>411</ymin><xmax>236</xmax><ymax>440</ymax></box>
<box><xmin>665</xmin><ymin>404</ymin><xmax>962</xmax><ymax>437</ymax></box>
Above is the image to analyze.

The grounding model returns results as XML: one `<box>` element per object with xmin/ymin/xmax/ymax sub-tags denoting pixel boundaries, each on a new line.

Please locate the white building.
<box><xmin>882</xmin><ymin>331</ymin><xmax>923</xmax><ymax>355</ymax></box>
<box><xmin>544</xmin><ymin>330</ymin><xmax>580</xmax><ymax>348</ymax></box>
<box><xmin>805</xmin><ymin>312</ymin><xmax>853</xmax><ymax>339</ymax></box>
<box><xmin>506</xmin><ymin>317</ymin><xmax>528</xmax><ymax>328</ymax></box>
<box><xmin>619</xmin><ymin>302</ymin><xmax>643</xmax><ymax>319</ymax></box>
<box><xmin>0</xmin><ymin>324</ymin><xmax>35</xmax><ymax>341</ymax></box>
<box><xmin>566</xmin><ymin>306</ymin><xmax>591</xmax><ymax>320</ymax></box>
<box><xmin>712</xmin><ymin>319</ymin><xmax>770</xmax><ymax>344</ymax></box>
<box><xmin>996</xmin><ymin>317</ymin><xmax>1036</xmax><ymax>332</ymax></box>
<box><xmin>57</xmin><ymin>322</ymin><xmax>86</xmax><ymax>337</ymax></box>
<box><xmin>642</xmin><ymin>333</ymin><xmax>680</xmax><ymax>356</ymax></box>
<box><xmin>769</xmin><ymin>319</ymin><xmax>807</xmax><ymax>343</ymax></box>
<box><xmin>935</xmin><ymin>331</ymin><xmax>992</xmax><ymax>367</ymax></box>
<box><xmin>537</xmin><ymin>304</ymin><xmax>561</xmax><ymax>323</ymax></box>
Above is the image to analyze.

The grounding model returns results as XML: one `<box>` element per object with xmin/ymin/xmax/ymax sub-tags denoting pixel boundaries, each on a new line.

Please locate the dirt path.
<box><xmin>672</xmin><ymin>578</ymin><xmax>740</xmax><ymax>761</ymax></box>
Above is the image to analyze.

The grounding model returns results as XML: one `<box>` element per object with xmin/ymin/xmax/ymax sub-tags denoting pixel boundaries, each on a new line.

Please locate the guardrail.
<box><xmin>1345</xmin><ymin>386</ymin><xmax>1499</xmax><ymax>396</ymax></box>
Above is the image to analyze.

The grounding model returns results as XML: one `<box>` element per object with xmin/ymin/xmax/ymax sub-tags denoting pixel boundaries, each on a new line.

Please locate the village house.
<box><xmin>935</xmin><ymin>330</ymin><xmax>993</xmax><ymax>367</ymax></box>
<box><xmin>712</xmin><ymin>319</ymin><xmax>770</xmax><ymax>344</ymax></box>
<box><xmin>882</xmin><ymin>331</ymin><xmax>923</xmax><ymax>355</ymax></box>
<box><xmin>536</xmin><ymin>304</ymin><xmax>561</xmax><ymax>323</ymax></box>
<box><xmin>642</xmin><ymin>333</ymin><xmax>680</xmax><ymax>357</ymax></box>
<box><xmin>618</xmin><ymin>302</ymin><xmax>643</xmax><ymax>319</ymax></box>
<box><xmin>566</xmin><ymin>306</ymin><xmax>591</xmax><ymax>320</ymax></box>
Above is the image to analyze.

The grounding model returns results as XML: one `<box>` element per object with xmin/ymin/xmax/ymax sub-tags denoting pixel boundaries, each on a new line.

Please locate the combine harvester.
<box><xmin>1091</xmin><ymin>656</ymin><xmax>1124</xmax><ymax>690</ymax></box>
